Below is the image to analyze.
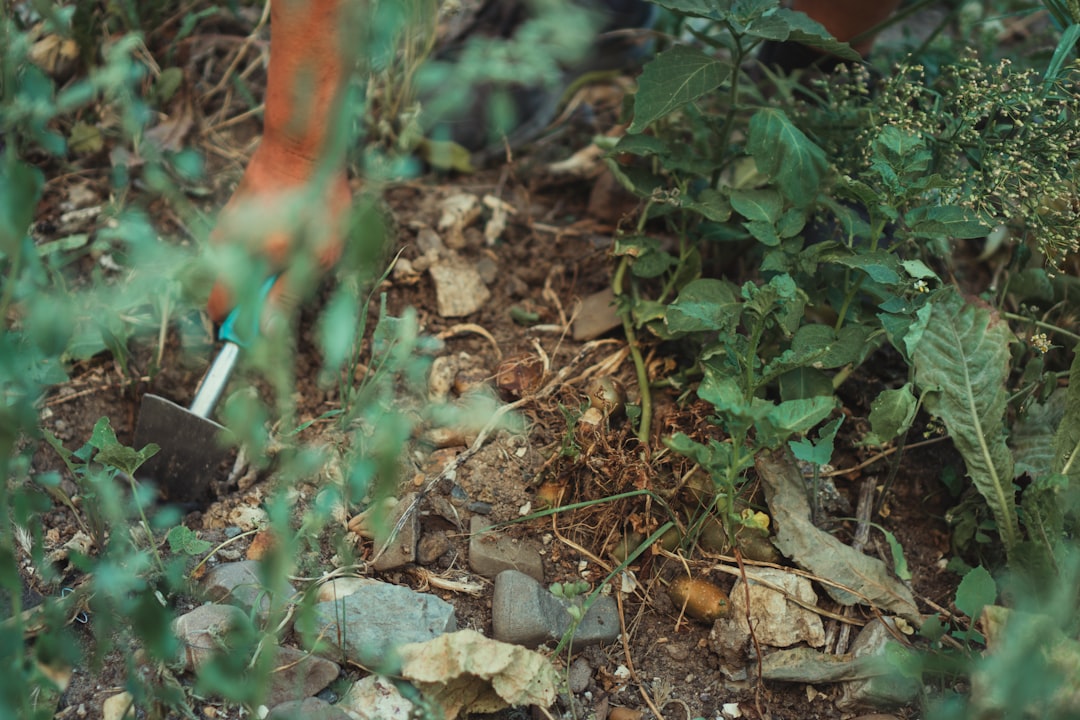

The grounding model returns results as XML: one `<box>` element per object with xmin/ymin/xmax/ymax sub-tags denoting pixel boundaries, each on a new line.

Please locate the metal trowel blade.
<box><xmin>134</xmin><ymin>394</ymin><xmax>231</xmax><ymax>504</ymax></box>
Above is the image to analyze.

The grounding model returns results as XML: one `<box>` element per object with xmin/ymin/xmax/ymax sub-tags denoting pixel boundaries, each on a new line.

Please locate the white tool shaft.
<box><xmin>189</xmin><ymin>342</ymin><xmax>240</xmax><ymax>418</ymax></box>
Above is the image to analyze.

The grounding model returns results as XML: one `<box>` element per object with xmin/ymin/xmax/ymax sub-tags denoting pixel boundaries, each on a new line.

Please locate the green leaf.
<box><xmin>629</xmin><ymin>45</ymin><xmax>730</xmax><ymax>133</ymax></box>
<box><xmin>649</xmin><ymin>0</ymin><xmax>728</xmax><ymax>20</ymax></box>
<box><xmin>904</xmin><ymin>205</ymin><xmax>991</xmax><ymax>240</ymax></box>
<box><xmin>764</xmin><ymin>396</ymin><xmax>836</xmax><ymax>444</ymax></box>
<box><xmin>828</xmin><ymin>250</ymin><xmax>902</xmax><ymax>285</ymax></box>
<box><xmin>911</xmin><ymin>291</ymin><xmax>1019</xmax><ymax>557</ymax></box>
<box><xmin>863</xmin><ymin>384</ymin><xmax>918</xmax><ymax>446</ymax></box>
<box><xmin>777</xmin><ymin>9</ymin><xmax>861</xmax><ymax>61</ymax></box>
<box><xmin>1012</xmin><ymin>390</ymin><xmax>1064</xmax><ymax>479</ymax></box>
<box><xmin>730</xmin><ymin>188</ymin><xmax>782</xmax><ymax>223</ymax></box>
<box><xmin>318</xmin><ymin>286</ymin><xmax>359</xmax><ymax>371</ymax></box>
<box><xmin>954</xmin><ymin>565</ymin><xmax>996</xmax><ymax>620</ymax></box>
<box><xmin>665</xmin><ymin>278</ymin><xmax>741</xmax><ymax>334</ymax></box>
<box><xmin>0</xmin><ymin>161</ymin><xmax>44</xmax><ymax>256</ymax></box>
<box><xmin>167</xmin><ymin>526</ymin><xmax>212</xmax><ymax>556</ymax></box>
<box><xmin>1053</xmin><ymin>348</ymin><xmax>1080</xmax><ymax>481</ymax></box>
<box><xmin>746</xmin><ymin>108</ymin><xmax>828</xmax><ymax>208</ymax></box>
<box><xmin>90</xmin><ymin>417</ymin><xmax>160</xmax><ymax>477</ymax></box>
<box><xmin>789</xmin><ymin>415</ymin><xmax>842</xmax><ymax>466</ymax></box>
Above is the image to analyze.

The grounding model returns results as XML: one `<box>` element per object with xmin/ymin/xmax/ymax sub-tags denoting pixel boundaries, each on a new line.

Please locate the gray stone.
<box><xmin>304</xmin><ymin>581</ymin><xmax>456</xmax><ymax>667</ymax></box>
<box><xmin>491</xmin><ymin>570</ymin><xmax>619</xmax><ymax>651</ymax></box>
<box><xmin>265</xmin><ymin>646</ymin><xmax>341</xmax><ymax>707</ymax></box>
<box><xmin>266</xmin><ymin>697</ymin><xmax>354</xmax><ymax>720</ymax></box>
<box><xmin>201</xmin><ymin>560</ymin><xmax>296</xmax><ymax>620</ymax></box>
<box><xmin>338</xmin><ymin>675</ymin><xmax>415</xmax><ymax>720</ymax></box>
<box><xmin>372</xmin><ymin>493</ymin><xmax>419</xmax><ymax>572</ymax></box>
<box><xmin>572</xmin><ymin>287</ymin><xmax>620</xmax><ymax>341</ymax></box>
<box><xmin>468</xmin><ymin>516</ymin><xmax>544</xmax><ymax>582</ymax></box>
<box><xmin>172</xmin><ymin>603</ymin><xmax>252</xmax><ymax>671</ymax></box>
<box><xmin>837</xmin><ymin>619</ymin><xmax>920</xmax><ymax>711</ymax></box>
<box><xmin>568</xmin><ymin>657</ymin><xmax>592</xmax><ymax>694</ymax></box>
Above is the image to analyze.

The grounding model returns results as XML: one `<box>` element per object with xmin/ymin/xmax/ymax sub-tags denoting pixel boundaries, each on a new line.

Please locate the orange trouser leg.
<box><xmin>792</xmin><ymin>0</ymin><xmax>903</xmax><ymax>55</ymax></box>
<box><xmin>208</xmin><ymin>0</ymin><xmax>355</xmax><ymax>324</ymax></box>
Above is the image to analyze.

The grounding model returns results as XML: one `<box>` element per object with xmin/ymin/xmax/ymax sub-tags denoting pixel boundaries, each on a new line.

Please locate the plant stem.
<box><xmin>613</xmin><ymin>255</ymin><xmax>652</xmax><ymax>444</ymax></box>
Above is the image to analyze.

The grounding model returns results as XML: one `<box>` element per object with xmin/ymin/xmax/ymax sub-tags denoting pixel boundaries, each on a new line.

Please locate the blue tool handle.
<box><xmin>219</xmin><ymin>275</ymin><xmax>279</xmax><ymax>347</ymax></box>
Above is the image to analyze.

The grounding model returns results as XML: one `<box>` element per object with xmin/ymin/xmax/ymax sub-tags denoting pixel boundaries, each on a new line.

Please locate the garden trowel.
<box><xmin>134</xmin><ymin>277</ymin><xmax>276</xmax><ymax>504</ymax></box>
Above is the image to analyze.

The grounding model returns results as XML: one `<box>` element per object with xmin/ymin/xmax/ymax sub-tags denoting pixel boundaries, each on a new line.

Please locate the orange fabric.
<box><xmin>207</xmin><ymin>0</ymin><xmax>354</xmax><ymax>324</ymax></box>
<box><xmin>791</xmin><ymin>0</ymin><xmax>902</xmax><ymax>55</ymax></box>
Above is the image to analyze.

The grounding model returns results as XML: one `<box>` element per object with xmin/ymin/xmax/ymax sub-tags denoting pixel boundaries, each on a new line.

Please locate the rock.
<box><xmin>338</xmin><ymin>675</ymin><xmax>415</xmax><ymax>720</ymax></box>
<box><xmin>372</xmin><ymin>492</ymin><xmax>419</xmax><ymax>571</ymax></box>
<box><xmin>201</xmin><ymin>560</ymin><xmax>296</xmax><ymax>620</ymax></box>
<box><xmin>491</xmin><ymin>570</ymin><xmax>619</xmax><ymax>650</ymax></box>
<box><xmin>710</xmin><ymin>567</ymin><xmax>825</xmax><ymax>662</ymax></box>
<box><xmin>102</xmin><ymin>692</ymin><xmax>134</xmax><ymax>720</ymax></box>
<box><xmin>264</xmin><ymin>646</ymin><xmax>341</xmax><ymax>707</ymax></box>
<box><xmin>429</xmin><ymin>255</ymin><xmax>491</xmax><ymax>317</ymax></box>
<box><xmin>173</xmin><ymin>603</ymin><xmax>253</xmax><ymax>671</ymax></box>
<box><xmin>837</xmin><ymin>619</ymin><xmax>920</xmax><ymax>711</ymax></box>
<box><xmin>568</xmin><ymin>657</ymin><xmax>592</xmax><ymax>693</ymax></box>
<box><xmin>468</xmin><ymin>516</ymin><xmax>544</xmax><ymax>582</ymax></box>
<box><xmin>315</xmin><ymin>577</ymin><xmax>370</xmax><ymax>603</ymax></box>
<box><xmin>417</xmin><ymin>530</ymin><xmax>451</xmax><ymax>565</ymax></box>
<box><xmin>303</xmin><ymin>580</ymin><xmax>457</xmax><ymax>666</ymax></box>
<box><xmin>266</xmin><ymin>697</ymin><xmax>355</xmax><ymax>720</ymax></box>
<box><xmin>572</xmin><ymin>287</ymin><xmax>620</xmax><ymax>341</ymax></box>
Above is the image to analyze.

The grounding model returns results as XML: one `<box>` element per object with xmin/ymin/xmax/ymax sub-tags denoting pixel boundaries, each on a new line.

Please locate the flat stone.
<box><xmin>201</xmin><ymin>560</ymin><xmax>296</xmax><ymax>620</ymax></box>
<box><xmin>429</xmin><ymin>254</ymin><xmax>491</xmax><ymax>317</ymax></box>
<box><xmin>266</xmin><ymin>697</ymin><xmax>355</xmax><ymax>720</ymax></box>
<box><xmin>303</xmin><ymin>580</ymin><xmax>456</xmax><ymax>667</ymax></box>
<box><xmin>265</xmin><ymin>646</ymin><xmax>341</xmax><ymax>707</ymax></box>
<box><xmin>468</xmin><ymin>516</ymin><xmax>544</xmax><ymax>582</ymax></box>
<box><xmin>172</xmin><ymin>603</ymin><xmax>252</xmax><ymax>671</ymax></box>
<box><xmin>710</xmin><ymin>567</ymin><xmax>825</xmax><ymax>661</ymax></box>
<box><xmin>338</xmin><ymin>675</ymin><xmax>415</xmax><ymax>720</ymax></box>
<box><xmin>491</xmin><ymin>570</ymin><xmax>619</xmax><ymax>651</ymax></box>
<box><xmin>838</xmin><ymin>619</ymin><xmax>920</xmax><ymax>711</ymax></box>
<box><xmin>372</xmin><ymin>492</ymin><xmax>419</xmax><ymax>571</ymax></box>
<box><xmin>572</xmin><ymin>287</ymin><xmax>620</xmax><ymax>341</ymax></box>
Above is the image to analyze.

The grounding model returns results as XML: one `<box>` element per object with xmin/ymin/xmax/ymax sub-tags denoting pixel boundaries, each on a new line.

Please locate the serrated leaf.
<box><xmin>905</xmin><ymin>205</ymin><xmax>990</xmax><ymax>240</ymax></box>
<box><xmin>629</xmin><ymin>45</ymin><xmax>730</xmax><ymax>133</ymax></box>
<box><xmin>746</xmin><ymin>108</ymin><xmax>827</xmax><ymax>208</ymax></box>
<box><xmin>778</xmin><ymin>9</ymin><xmax>861</xmax><ymax>61</ymax></box>
<box><xmin>911</xmin><ymin>291</ymin><xmax>1019</xmax><ymax>557</ymax></box>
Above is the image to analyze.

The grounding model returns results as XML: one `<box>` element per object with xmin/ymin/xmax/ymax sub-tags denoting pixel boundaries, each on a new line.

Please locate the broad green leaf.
<box><xmin>900</xmin><ymin>259</ymin><xmax>940</xmax><ymax>281</ymax></box>
<box><xmin>790</xmin><ymin>415</ymin><xmax>842</xmax><ymax>466</ymax></box>
<box><xmin>730</xmin><ymin>188</ymin><xmax>782</xmax><ymax>223</ymax></box>
<box><xmin>778</xmin><ymin>9</ymin><xmax>861</xmax><ymax>61</ymax></box>
<box><xmin>649</xmin><ymin>0</ymin><xmax>728</xmax><ymax>20</ymax></box>
<box><xmin>828</xmin><ymin>250</ymin><xmax>902</xmax><ymax>285</ymax></box>
<box><xmin>954</xmin><ymin>565</ymin><xmax>996</xmax><ymax>620</ymax></box>
<box><xmin>684</xmin><ymin>188</ymin><xmax>732</xmax><ymax>222</ymax></box>
<box><xmin>764</xmin><ymin>396</ymin><xmax>836</xmax><ymax>442</ymax></box>
<box><xmin>612</xmin><ymin>134</ymin><xmax>669</xmax><ymax>157</ymax></box>
<box><xmin>746</xmin><ymin>108</ymin><xmax>828</xmax><ymax>208</ymax></box>
<box><xmin>1011</xmin><ymin>390</ymin><xmax>1064</xmax><ymax>479</ymax></box>
<box><xmin>911</xmin><ymin>291</ymin><xmax>1019</xmax><ymax>557</ymax></box>
<box><xmin>0</xmin><ymin>161</ymin><xmax>44</xmax><ymax>256</ymax></box>
<box><xmin>629</xmin><ymin>45</ymin><xmax>730</xmax><ymax>133</ymax></box>
<box><xmin>1053</xmin><ymin>348</ymin><xmax>1080</xmax><ymax>481</ymax></box>
<box><xmin>167</xmin><ymin>526</ymin><xmax>212</xmax><ymax>556</ymax></box>
<box><xmin>665</xmin><ymin>278</ymin><xmax>741</xmax><ymax>333</ymax></box>
<box><xmin>745</xmin><ymin>220</ymin><xmax>780</xmax><ymax>246</ymax></box>
<box><xmin>904</xmin><ymin>205</ymin><xmax>991</xmax><ymax>240</ymax></box>
<box><xmin>90</xmin><ymin>417</ymin><xmax>160</xmax><ymax>477</ymax></box>
<box><xmin>778</xmin><ymin>367</ymin><xmax>833</xmax><ymax>401</ymax></box>
<box><xmin>863</xmin><ymin>383</ymin><xmax>918</xmax><ymax>446</ymax></box>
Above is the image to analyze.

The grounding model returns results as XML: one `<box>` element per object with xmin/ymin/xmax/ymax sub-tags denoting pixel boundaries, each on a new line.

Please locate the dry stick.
<box><xmin>834</xmin><ymin>477</ymin><xmax>878</xmax><ymax>654</ymax></box>
<box><xmin>823</xmin><ymin>435</ymin><xmax>949</xmax><ymax>478</ymax></box>
<box><xmin>202</xmin><ymin>0</ymin><xmax>272</xmax><ymax>104</ymax></box>
<box><xmin>615</xmin><ymin>591</ymin><xmax>667</xmax><ymax>720</ymax></box>
<box><xmin>734</xmin><ymin>548</ymin><xmax>765</xmax><ymax>719</ymax></box>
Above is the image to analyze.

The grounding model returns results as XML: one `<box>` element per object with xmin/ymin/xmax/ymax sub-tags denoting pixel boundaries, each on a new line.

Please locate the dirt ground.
<box><xmin>20</xmin><ymin>5</ymin><xmax>972</xmax><ymax>720</ymax></box>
